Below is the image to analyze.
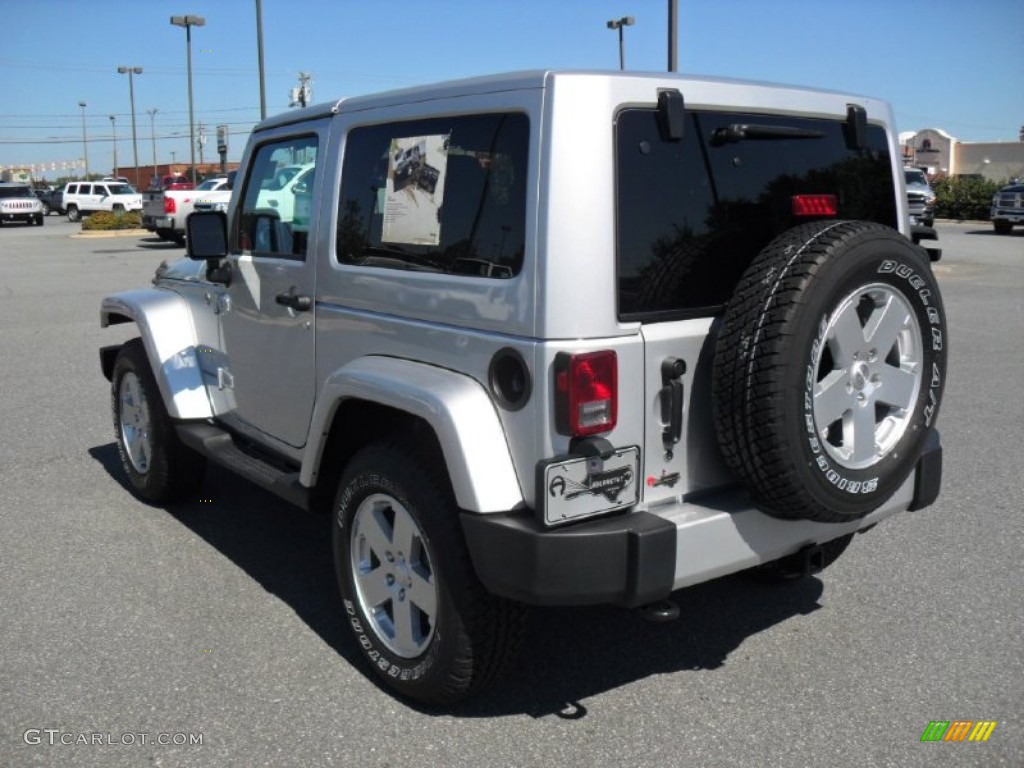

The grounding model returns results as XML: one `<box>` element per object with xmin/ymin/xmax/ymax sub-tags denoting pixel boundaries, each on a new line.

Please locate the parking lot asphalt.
<box><xmin>0</xmin><ymin>219</ymin><xmax>1021</xmax><ymax>767</ymax></box>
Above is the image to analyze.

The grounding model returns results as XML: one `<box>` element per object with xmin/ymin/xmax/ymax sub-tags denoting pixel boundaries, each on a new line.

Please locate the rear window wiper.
<box><xmin>710</xmin><ymin>123</ymin><xmax>825</xmax><ymax>146</ymax></box>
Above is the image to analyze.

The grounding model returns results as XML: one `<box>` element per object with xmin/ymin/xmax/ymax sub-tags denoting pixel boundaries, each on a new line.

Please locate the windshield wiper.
<box><xmin>710</xmin><ymin>123</ymin><xmax>825</xmax><ymax>146</ymax></box>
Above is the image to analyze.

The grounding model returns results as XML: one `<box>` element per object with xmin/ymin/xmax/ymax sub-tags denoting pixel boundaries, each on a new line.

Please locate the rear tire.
<box><xmin>111</xmin><ymin>339</ymin><xmax>206</xmax><ymax>503</ymax></box>
<box><xmin>333</xmin><ymin>441</ymin><xmax>527</xmax><ymax>705</ymax></box>
<box><xmin>67</xmin><ymin>205</ymin><xmax>80</xmax><ymax>222</ymax></box>
<box><xmin>713</xmin><ymin>221</ymin><xmax>947</xmax><ymax>522</ymax></box>
<box><xmin>993</xmin><ymin>220</ymin><xmax>1012</xmax><ymax>235</ymax></box>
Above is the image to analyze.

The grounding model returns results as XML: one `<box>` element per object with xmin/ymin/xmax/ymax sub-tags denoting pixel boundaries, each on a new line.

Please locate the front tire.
<box><xmin>333</xmin><ymin>442</ymin><xmax>526</xmax><ymax>705</ymax></box>
<box><xmin>993</xmin><ymin>220</ymin><xmax>1012</xmax><ymax>235</ymax></box>
<box><xmin>713</xmin><ymin>221</ymin><xmax>947</xmax><ymax>522</ymax></box>
<box><xmin>111</xmin><ymin>339</ymin><xmax>205</xmax><ymax>503</ymax></box>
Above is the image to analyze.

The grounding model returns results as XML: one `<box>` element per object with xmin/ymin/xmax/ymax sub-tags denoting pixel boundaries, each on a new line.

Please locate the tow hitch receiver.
<box><xmin>797</xmin><ymin>543</ymin><xmax>826</xmax><ymax>576</ymax></box>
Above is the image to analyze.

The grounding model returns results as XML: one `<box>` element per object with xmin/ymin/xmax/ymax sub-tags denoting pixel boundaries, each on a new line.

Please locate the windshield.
<box><xmin>904</xmin><ymin>170</ymin><xmax>928</xmax><ymax>186</ymax></box>
<box><xmin>0</xmin><ymin>186</ymin><xmax>32</xmax><ymax>198</ymax></box>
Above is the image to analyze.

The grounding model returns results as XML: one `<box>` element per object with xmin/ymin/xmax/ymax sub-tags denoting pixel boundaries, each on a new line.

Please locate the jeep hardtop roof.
<box><xmin>252</xmin><ymin>69</ymin><xmax>890</xmax><ymax>133</ymax></box>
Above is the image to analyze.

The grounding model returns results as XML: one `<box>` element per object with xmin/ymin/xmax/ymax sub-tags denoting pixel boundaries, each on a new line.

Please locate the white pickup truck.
<box><xmin>142</xmin><ymin>176</ymin><xmax>229</xmax><ymax>244</ymax></box>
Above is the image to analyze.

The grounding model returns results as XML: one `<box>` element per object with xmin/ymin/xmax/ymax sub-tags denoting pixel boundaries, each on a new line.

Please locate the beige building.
<box><xmin>901</xmin><ymin>127</ymin><xmax>1024</xmax><ymax>181</ymax></box>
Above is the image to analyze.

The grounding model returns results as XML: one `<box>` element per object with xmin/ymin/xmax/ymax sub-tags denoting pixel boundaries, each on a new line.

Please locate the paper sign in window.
<box><xmin>383</xmin><ymin>133</ymin><xmax>449</xmax><ymax>246</ymax></box>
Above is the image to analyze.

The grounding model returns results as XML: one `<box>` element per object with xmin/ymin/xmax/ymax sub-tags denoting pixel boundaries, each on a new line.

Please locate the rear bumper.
<box><xmin>463</xmin><ymin>431</ymin><xmax>942</xmax><ymax>608</ymax></box>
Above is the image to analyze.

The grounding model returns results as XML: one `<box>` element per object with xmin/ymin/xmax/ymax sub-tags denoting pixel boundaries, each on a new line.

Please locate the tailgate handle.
<box><xmin>660</xmin><ymin>357</ymin><xmax>686</xmax><ymax>446</ymax></box>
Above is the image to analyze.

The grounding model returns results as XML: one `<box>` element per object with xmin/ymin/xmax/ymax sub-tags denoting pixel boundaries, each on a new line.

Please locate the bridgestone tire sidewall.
<box><xmin>717</xmin><ymin>222</ymin><xmax>947</xmax><ymax>521</ymax></box>
<box><xmin>332</xmin><ymin>449</ymin><xmax>466</xmax><ymax>703</ymax></box>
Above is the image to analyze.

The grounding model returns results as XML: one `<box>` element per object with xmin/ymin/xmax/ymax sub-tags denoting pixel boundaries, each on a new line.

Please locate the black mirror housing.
<box><xmin>186</xmin><ymin>211</ymin><xmax>228</xmax><ymax>260</ymax></box>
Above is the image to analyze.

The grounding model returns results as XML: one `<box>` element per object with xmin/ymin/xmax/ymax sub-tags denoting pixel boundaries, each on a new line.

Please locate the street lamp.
<box><xmin>109</xmin><ymin>115</ymin><xmax>118</xmax><ymax>179</ymax></box>
<box><xmin>170</xmin><ymin>14</ymin><xmax>205</xmax><ymax>185</ymax></box>
<box><xmin>78</xmin><ymin>101</ymin><xmax>89</xmax><ymax>180</ymax></box>
<box><xmin>147</xmin><ymin>108</ymin><xmax>158</xmax><ymax>185</ymax></box>
<box><xmin>117</xmin><ymin>66</ymin><xmax>143</xmax><ymax>188</ymax></box>
<box><xmin>606</xmin><ymin>16</ymin><xmax>635</xmax><ymax>71</ymax></box>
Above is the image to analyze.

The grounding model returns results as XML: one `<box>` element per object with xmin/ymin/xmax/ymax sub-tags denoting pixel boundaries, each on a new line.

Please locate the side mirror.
<box><xmin>186</xmin><ymin>211</ymin><xmax>228</xmax><ymax>260</ymax></box>
<box><xmin>187</xmin><ymin>211</ymin><xmax>232</xmax><ymax>285</ymax></box>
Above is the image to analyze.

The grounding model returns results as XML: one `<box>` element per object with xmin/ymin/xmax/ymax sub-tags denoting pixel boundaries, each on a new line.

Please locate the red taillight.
<box><xmin>555</xmin><ymin>350</ymin><xmax>617</xmax><ymax>437</ymax></box>
<box><xmin>164</xmin><ymin>196</ymin><xmax>177</xmax><ymax>214</ymax></box>
<box><xmin>792</xmin><ymin>194</ymin><xmax>837</xmax><ymax>217</ymax></box>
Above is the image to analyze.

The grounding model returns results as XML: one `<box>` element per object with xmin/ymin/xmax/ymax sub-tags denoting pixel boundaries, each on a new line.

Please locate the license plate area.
<box><xmin>537</xmin><ymin>446</ymin><xmax>640</xmax><ymax>527</ymax></box>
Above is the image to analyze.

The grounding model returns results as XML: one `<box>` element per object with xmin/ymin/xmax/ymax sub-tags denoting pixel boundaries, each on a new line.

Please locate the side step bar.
<box><xmin>176</xmin><ymin>422</ymin><xmax>310</xmax><ymax>511</ymax></box>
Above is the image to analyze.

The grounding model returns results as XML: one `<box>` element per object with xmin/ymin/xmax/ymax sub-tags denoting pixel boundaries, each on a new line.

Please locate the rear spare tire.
<box><xmin>713</xmin><ymin>221</ymin><xmax>946</xmax><ymax>522</ymax></box>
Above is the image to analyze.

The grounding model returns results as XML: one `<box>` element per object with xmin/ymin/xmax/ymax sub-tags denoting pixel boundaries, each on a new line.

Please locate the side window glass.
<box><xmin>336</xmin><ymin>113</ymin><xmax>528</xmax><ymax>278</ymax></box>
<box><xmin>233</xmin><ymin>135</ymin><xmax>318</xmax><ymax>260</ymax></box>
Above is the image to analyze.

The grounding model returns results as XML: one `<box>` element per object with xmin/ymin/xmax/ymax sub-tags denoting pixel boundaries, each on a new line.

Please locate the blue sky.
<box><xmin>1</xmin><ymin>0</ymin><xmax>1021</xmax><ymax>180</ymax></box>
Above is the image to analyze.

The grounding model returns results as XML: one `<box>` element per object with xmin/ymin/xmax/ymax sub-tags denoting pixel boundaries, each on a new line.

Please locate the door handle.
<box><xmin>275</xmin><ymin>291</ymin><xmax>312</xmax><ymax>311</ymax></box>
<box><xmin>660</xmin><ymin>357</ymin><xmax>686</xmax><ymax>446</ymax></box>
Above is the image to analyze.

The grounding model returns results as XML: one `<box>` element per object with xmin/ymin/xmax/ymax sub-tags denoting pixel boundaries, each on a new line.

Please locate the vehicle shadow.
<box><xmin>89</xmin><ymin>442</ymin><xmax>825</xmax><ymax>718</ymax></box>
<box><xmin>135</xmin><ymin>237</ymin><xmax>185</xmax><ymax>250</ymax></box>
<box><xmin>965</xmin><ymin>228</ymin><xmax>1022</xmax><ymax>237</ymax></box>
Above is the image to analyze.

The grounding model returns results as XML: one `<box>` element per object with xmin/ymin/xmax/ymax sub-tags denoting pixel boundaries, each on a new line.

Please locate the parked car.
<box><xmin>990</xmin><ymin>182</ymin><xmax>1024</xmax><ymax>235</ymax></box>
<box><xmin>101</xmin><ymin>70</ymin><xmax>947</xmax><ymax>705</ymax></box>
<box><xmin>904</xmin><ymin>167</ymin><xmax>936</xmax><ymax>227</ymax></box>
<box><xmin>33</xmin><ymin>188</ymin><xmax>62</xmax><ymax>216</ymax></box>
<box><xmin>0</xmin><ymin>182</ymin><xmax>45</xmax><ymax>226</ymax></box>
<box><xmin>63</xmin><ymin>181</ymin><xmax>143</xmax><ymax>222</ymax></box>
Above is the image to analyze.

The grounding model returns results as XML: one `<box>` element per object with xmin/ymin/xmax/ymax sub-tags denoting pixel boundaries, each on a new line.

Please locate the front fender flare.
<box><xmin>303</xmin><ymin>356</ymin><xmax>523</xmax><ymax>514</ymax></box>
<box><xmin>101</xmin><ymin>289</ymin><xmax>212</xmax><ymax>420</ymax></box>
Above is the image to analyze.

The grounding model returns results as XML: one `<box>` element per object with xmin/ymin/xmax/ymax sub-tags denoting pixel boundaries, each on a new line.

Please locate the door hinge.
<box><xmin>217</xmin><ymin>367</ymin><xmax>234</xmax><ymax>391</ymax></box>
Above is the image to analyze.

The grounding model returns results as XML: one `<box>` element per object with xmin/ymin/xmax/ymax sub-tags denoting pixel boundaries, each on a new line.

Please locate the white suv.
<box><xmin>0</xmin><ymin>183</ymin><xmax>45</xmax><ymax>227</ymax></box>
<box><xmin>63</xmin><ymin>180</ymin><xmax>143</xmax><ymax>222</ymax></box>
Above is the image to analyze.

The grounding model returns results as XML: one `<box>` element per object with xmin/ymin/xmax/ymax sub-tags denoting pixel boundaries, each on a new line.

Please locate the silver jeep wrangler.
<box><xmin>100</xmin><ymin>71</ymin><xmax>946</xmax><ymax>705</ymax></box>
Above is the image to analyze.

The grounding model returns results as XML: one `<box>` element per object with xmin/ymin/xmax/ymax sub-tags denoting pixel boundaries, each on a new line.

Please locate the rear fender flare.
<box><xmin>303</xmin><ymin>356</ymin><xmax>523</xmax><ymax>514</ymax></box>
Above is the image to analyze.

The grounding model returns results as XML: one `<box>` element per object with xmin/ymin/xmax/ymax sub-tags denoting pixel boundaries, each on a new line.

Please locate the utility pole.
<box><xmin>197</xmin><ymin>121</ymin><xmax>206</xmax><ymax>170</ymax></box>
<box><xmin>289</xmin><ymin>72</ymin><xmax>313</xmax><ymax>108</ymax></box>
<box><xmin>147</xmin><ymin>109</ymin><xmax>158</xmax><ymax>184</ymax></box>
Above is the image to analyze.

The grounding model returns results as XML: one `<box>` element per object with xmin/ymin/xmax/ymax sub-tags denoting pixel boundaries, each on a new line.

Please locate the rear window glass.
<box><xmin>616</xmin><ymin>109</ymin><xmax>896</xmax><ymax>320</ymax></box>
<box><xmin>336</xmin><ymin>112</ymin><xmax>529</xmax><ymax>279</ymax></box>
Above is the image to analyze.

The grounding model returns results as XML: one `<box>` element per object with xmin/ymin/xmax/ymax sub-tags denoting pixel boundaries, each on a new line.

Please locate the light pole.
<box><xmin>117</xmin><ymin>66</ymin><xmax>143</xmax><ymax>188</ymax></box>
<box><xmin>171</xmin><ymin>150</ymin><xmax>177</xmax><ymax>170</ymax></box>
<box><xmin>170</xmin><ymin>14</ymin><xmax>205</xmax><ymax>185</ymax></box>
<box><xmin>109</xmin><ymin>115</ymin><xmax>118</xmax><ymax>179</ymax></box>
<box><xmin>78</xmin><ymin>101</ymin><xmax>89</xmax><ymax>180</ymax></box>
<box><xmin>606</xmin><ymin>16</ymin><xmax>635</xmax><ymax>71</ymax></box>
<box><xmin>668</xmin><ymin>0</ymin><xmax>678</xmax><ymax>72</ymax></box>
<box><xmin>147</xmin><ymin>109</ymin><xmax>158</xmax><ymax>185</ymax></box>
<box><xmin>256</xmin><ymin>0</ymin><xmax>267</xmax><ymax>119</ymax></box>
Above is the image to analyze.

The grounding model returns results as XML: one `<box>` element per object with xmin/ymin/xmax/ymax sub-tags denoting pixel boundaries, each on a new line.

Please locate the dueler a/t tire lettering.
<box><xmin>712</xmin><ymin>221</ymin><xmax>947</xmax><ymax>522</ymax></box>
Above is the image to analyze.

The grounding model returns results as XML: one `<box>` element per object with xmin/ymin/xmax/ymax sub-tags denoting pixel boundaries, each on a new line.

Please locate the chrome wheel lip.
<box><xmin>118</xmin><ymin>371</ymin><xmax>152</xmax><ymax>474</ymax></box>
<box><xmin>810</xmin><ymin>282</ymin><xmax>923</xmax><ymax>471</ymax></box>
<box><xmin>350</xmin><ymin>493</ymin><xmax>438</xmax><ymax>659</ymax></box>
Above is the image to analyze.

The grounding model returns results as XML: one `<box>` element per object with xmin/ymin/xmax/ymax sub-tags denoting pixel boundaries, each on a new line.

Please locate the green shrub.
<box><xmin>81</xmin><ymin>210</ymin><xmax>143</xmax><ymax>231</ymax></box>
<box><xmin>932</xmin><ymin>176</ymin><xmax>1002</xmax><ymax>221</ymax></box>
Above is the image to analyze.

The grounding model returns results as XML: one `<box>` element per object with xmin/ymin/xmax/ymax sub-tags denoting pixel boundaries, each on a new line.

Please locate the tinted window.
<box><xmin>0</xmin><ymin>186</ymin><xmax>32</xmax><ymax>199</ymax></box>
<box><xmin>616</xmin><ymin>109</ymin><xmax>896</xmax><ymax>319</ymax></box>
<box><xmin>233</xmin><ymin>135</ymin><xmax>318</xmax><ymax>260</ymax></box>
<box><xmin>337</xmin><ymin>113</ymin><xmax>528</xmax><ymax>278</ymax></box>
<box><xmin>106</xmin><ymin>184</ymin><xmax>132</xmax><ymax>195</ymax></box>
